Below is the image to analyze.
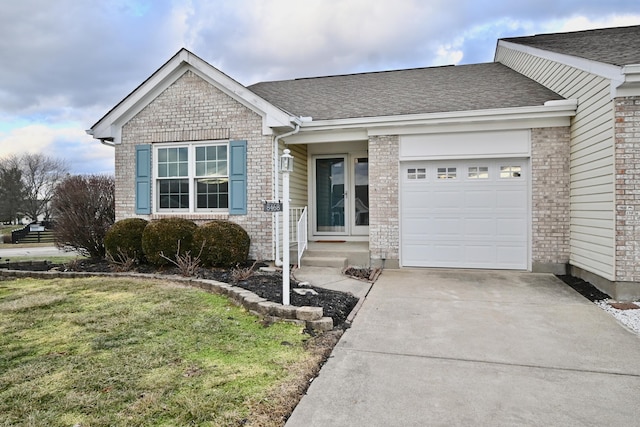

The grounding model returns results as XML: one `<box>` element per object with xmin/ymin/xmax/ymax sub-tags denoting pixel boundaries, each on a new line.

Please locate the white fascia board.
<box><xmin>90</xmin><ymin>50</ymin><xmax>293</xmax><ymax>142</ymax></box>
<box><xmin>184</xmin><ymin>51</ymin><xmax>292</xmax><ymax>131</ymax></box>
<box><xmin>616</xmin><ymin>64</ymin><xmax>640</xmax><ymax>97</ymax></box>
<box><xmin>296</xmin><ymin>102</ymin><xmax>577</xmax><ymax>136</ymax></box>
<box><xmin>283</xmin><ymin>128</ymin><xmax>368</xmax><ymax>144</ymax></box>
<box><xmin>91</xmin><ymin>51</ymin><xmax>191</xmax><ymax>142</ymax></box>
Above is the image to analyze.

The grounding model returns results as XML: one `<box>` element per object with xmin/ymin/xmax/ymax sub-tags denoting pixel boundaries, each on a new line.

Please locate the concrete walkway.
<box><xmin>286</xmin><ymin>269</ymin><xmax>640</xmax><ymax>426</ymax></box>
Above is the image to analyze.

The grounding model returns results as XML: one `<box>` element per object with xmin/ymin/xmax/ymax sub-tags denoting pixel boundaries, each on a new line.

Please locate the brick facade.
<box><xmin>368</xmin><ymin>130</ymin><xmax>571</xmax><ymax>271</ymax></box>
<box><xmin>111</xmin><ymin>70</ymin><xmax>577</xmax><ymax>274</ymax></box>
<box><xmin>368</xmin><ymin>135</ymin><xmax>400</xmax><ymax>267</ymax></box>
<box><xmin>531</xmin><ymin>127</ymin><xmax>571</xmax><ymax>272</ymax></box>
<box><xmin>614</xmin><ymin>96</ymin><xmax>640</xmax><ymax>282</ymax></box>
<box><xmin>117</xmin><ymin>70</ymin><xmax>274</xmax><ymax>260</ymax></box>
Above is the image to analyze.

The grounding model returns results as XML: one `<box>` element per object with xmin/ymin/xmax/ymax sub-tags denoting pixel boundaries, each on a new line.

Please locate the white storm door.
<box><xmin>351</xmin><ymin>154</ymin><xmax>369</xmax><ymax>235</ymax></box>
<box><xmin>314</xmin><ymin>156</ymin><xmax>348</xmax><ymax>235</ymax></box>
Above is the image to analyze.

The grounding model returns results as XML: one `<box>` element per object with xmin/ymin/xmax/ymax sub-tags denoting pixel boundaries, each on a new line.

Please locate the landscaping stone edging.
<box><xmin>0</xmin><ymin>268</ymin><xmax>334</xmax><ymax>332</ymax></box>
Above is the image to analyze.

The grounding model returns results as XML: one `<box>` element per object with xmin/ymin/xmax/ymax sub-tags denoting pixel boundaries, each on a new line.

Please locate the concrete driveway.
<box><xmin>286</xmin><ymin>269</ymin><xmax>640</xmax><ymax>426</ymax></box>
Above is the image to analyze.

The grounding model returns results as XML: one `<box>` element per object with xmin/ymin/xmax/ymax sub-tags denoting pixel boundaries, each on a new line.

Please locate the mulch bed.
<box><xmin>555</xmin><ymin>275</ymin><xmax>611</xmax><ymax>302</ymax></box>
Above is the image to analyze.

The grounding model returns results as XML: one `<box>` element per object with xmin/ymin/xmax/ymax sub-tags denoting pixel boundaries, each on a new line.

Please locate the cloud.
<box><xmin>0</xmin><ymin>0</ymin><xmax>181</xmax><ymax>115</ymax></box>
<box><xmin>0</xmin><ymin>124</ymin><xmax>113</xmax><ymax>175</ymax></box>
<box><xmin>1</xmin><ymin>0</ymin><xmax>639</xmax><ymax>174</ymax></box>
<box><xmin>545</xmin><ymin>13</ymin><xmax>640</xmax><ymax>33</ymax></box>
<box><xmin>176</xmin><ymin>0</ymin><xmax>640</xmax><ymax>83</ymax></box>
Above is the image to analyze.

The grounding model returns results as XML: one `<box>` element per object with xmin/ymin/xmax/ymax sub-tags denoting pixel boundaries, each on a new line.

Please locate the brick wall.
<box><xmin>614</xmin><ymin>96</ymin><xmax>640</xmax><ymax>282</ymax></box>
<box><xmin>530</xmin><ymin>127</ymin><xmax>571</xmax><ymax>271</ymax></box>
<box><xmin>117</xmin><ymin>70</ymin><xmax>273</xmax><ymax>260</ymax></box>
<box><xmin>368</xmin><ymin>135</ymin><xmax>400</xmax><ymax>267</ymax></box>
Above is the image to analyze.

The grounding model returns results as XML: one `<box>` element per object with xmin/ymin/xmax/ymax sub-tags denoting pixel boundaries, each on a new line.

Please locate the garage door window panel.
<box><xmin>407</xmin><ymin>168</ymin><xmax>427</xmax><ymax>180</ymax></box>
<box><xmin>468</xmin><ymin>166</ymin><xmax>489</xmax><ymax>179</ymax></box>
<box><xmin>500</xmin><ymin>165</ymin><xmax>522</xmax><ymax>178</ymax></box>
<box><xmin>437</xmin><ymin>167</ymin><xmax>457</xmax><ymax>180</ymax></box>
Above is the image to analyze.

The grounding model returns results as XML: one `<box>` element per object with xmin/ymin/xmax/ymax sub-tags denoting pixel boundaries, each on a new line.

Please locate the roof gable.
<box><xmin>88</xmin><ymin>49</ymin><xmax>293</xmax><ymax>142</ymax></box>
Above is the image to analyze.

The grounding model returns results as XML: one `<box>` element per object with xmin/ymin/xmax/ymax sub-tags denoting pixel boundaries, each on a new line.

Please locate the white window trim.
<box><xmin>152</xmin><ymin>140</ymin><xmax>230</xmax><ymax>214</ymax></box>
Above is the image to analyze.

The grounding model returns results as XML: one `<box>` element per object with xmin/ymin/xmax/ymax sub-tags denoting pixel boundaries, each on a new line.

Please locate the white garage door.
<box><xmin>400</xmin><ymin>159</ymin><xmax>528</xmax><ymax>269</ymax></box>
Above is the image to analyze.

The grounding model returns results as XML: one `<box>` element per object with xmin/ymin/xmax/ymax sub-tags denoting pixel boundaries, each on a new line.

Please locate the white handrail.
<box><xmin>289</xmin><ymin>207</ymin><xmax>304</xmax><ymax>242</ymax></box>
<box><xmin>296</xmin><ymin>206</ymin><xmax>308</xmax><ymax>266</ymax></box>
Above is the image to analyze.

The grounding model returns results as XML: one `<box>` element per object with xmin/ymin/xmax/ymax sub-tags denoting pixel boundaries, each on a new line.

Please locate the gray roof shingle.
<box><xmin>248</xmin><ymin>62</ymin><xmax>563</xmax><ymax>120</ymax></box>
<box><xmin>502</xmin><ymin>25</ymin><xmax>640</xmax><ymax>67</ymax></box>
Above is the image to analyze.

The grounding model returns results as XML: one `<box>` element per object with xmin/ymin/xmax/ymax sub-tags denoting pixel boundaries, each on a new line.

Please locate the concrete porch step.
<box><xmin>300</xmin><ymin>256</ymin><xmax>348</xmax><ymax>269</ymax></box>
<box><xmin>294</xmin><ymin>241</ymin><xmax>370</xmax><ymax>268</ymax></box>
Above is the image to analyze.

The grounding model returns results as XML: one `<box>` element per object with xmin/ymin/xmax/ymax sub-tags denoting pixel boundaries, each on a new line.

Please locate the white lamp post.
<box><xmin>280</xmin><ymin>148</ymin><xmax>294</xmax><ymax>305</ymax></box>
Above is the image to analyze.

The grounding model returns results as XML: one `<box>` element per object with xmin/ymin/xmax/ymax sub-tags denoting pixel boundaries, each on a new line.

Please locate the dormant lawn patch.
<box><xmin>0</xmin><ymin>277</ymin><xmax>333</xmax><ymax>426</ymax></box>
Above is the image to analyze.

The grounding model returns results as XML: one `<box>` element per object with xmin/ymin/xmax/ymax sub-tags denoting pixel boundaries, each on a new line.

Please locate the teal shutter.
<box><xmin>229</xmin><ymin>140</ymin><xmax>247</xmax><ymax>215</ymax></box>
<box><xmin>135</xmin><ymin>144</ymin><xmax>152</xmax><ymax>214</ymax></box>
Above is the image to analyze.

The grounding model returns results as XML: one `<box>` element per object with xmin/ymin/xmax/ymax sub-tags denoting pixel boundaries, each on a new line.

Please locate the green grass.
<box><xmin>2</xmin><ymin>255</ymin><xmax>86</xmax><ymax>264</ymax></box>
<box><xmin>0</xmin><ymin>224</ymin><xmax>19</xmax><ymax>234</ymax></box>
<box><xmin>0</xmin><ymin>277</ymin><xmax>316</xmax><ymax>426</ymax></box>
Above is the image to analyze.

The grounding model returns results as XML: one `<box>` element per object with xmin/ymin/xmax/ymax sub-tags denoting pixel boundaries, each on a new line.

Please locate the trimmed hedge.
<box><xmin>142</xmin><ymin>218</ymin><xmax>198</xmax><ymax>266</ymax></box>
<box><xmin>104</xmin><ymin>218</ymin><xmax>149</xmax><ymax>263</ymax></box>
<box><xmin>193</xmin><ymin>220</ymin><xmax>250</xmax><ymax>267</ymax></box>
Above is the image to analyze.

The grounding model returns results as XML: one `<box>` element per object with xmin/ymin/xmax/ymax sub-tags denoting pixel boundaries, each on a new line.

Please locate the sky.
<box><xmin>1</xmin><ymin>0</ymin><xmax>639</xmax><ymax>175</ymax></box>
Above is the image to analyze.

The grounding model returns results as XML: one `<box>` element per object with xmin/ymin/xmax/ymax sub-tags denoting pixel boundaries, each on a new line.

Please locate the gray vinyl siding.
<box><xmin>496</xmin><ymin>46</ymin><xmax>616</xmax><ymax>280</ymax></box>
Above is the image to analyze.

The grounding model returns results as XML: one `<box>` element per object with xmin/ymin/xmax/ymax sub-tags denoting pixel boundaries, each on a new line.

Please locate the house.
<box><xmin>88</xmin><ymin>25</ymin><xmax>640</xmax><ymax>300</ymax></box>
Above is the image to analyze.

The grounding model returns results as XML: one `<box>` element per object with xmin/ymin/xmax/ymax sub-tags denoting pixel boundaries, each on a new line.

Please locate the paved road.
<box><xmin>0</xmin><ymin>245</ymin><xmax>78</xmax><ymax>258</ymax></box>
<box><xmin>286</xmin><ymin>269</ymin><xmax>640</xmax><ymax>426</ymax></box>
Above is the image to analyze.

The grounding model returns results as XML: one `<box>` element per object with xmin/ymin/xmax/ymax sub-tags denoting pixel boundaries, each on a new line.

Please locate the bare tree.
<box><xmin>18</xmin><ymin>153</ymin><xmax>69</xmax><ymax>222</ymax></box>
<box><xmin>51</xmin><ymin>174</ymin><xmax>115</xmax><ymax>258</ymax></box>
<box><xmin>0</xmin><ymin>156</ymin><xmax>25</xmax><ymax>224</ymax></box>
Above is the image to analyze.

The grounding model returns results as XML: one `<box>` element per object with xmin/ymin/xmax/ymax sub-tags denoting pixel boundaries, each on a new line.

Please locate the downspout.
<box><xmin>273</xmin><ymin>120</ymin><xmax>301</xmax><ymax>266</ymax></box>
<box><xmin>98</xmin><ymin>138</ymin><xmax>116</xmax><ymax>147</ymax></box>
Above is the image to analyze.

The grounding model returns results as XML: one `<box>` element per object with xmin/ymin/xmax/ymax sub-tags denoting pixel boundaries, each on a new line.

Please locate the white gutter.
<box><xmin>295</xmin><ymin>101</ymin><xmax>578</xmax><ymax>133</ymax></box>
<box><xmin>273</xmin><ymin>119</ymin><xmax>302</xmax><ymax>266</ymax></box>
<box><xmin>615</xmin><ymin>64</ymin><xmax>640</xmax><ymax>97</ymax></box>
<box><xmin>85</xmin><ymin>129</ymin><xmax>116</xmax><ymax>147</ymax></box>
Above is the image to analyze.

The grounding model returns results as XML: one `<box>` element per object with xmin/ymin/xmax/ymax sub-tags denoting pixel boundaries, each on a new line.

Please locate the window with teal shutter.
<box><xmin>135</xmin><ymin>144</ymin><xmax>152</xmax><ymax>214</ymax></box>
<box><xmin>229</xmin><ymin>140</ymin><xmax>247</xmax><ymax>215</ymax></box>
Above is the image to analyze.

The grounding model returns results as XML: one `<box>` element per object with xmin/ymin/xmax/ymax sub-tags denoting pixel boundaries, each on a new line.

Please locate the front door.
<box><xmin>313</xmin><ymin>154</ymin><xmax>369</xmax><ymax>236</ymax></box>
<box><xmin>315</xmin><ymin>156</ymin><xmax>347</xmax><ymax>234</ymax></box>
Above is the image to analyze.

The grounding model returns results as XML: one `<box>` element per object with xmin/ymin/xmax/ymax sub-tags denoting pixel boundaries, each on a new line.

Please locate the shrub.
<box><xmin>104</xmin><ymin>218</ymin><xmax>149</xmax><ymax>264</ymax></box>
<box><xmin>193</xmin><ymin>220</ymin><xmax>250</xmax><ymax>267</ymax></box>
<box><xmin>141</xmin><ymin>217</ymin><xmax>198</xmax><ymax>266</ymax></box>
<box><xmin>51</xmin><ymin>174</ymin><xmax>115</xmax><ymax>258</ymax></box>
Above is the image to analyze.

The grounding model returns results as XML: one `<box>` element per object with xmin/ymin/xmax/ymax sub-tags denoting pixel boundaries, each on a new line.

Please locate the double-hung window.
<box><xmin>155</xmin><ymin>142</ymin><xmax>229</xmax><ymax>212</ymax></box>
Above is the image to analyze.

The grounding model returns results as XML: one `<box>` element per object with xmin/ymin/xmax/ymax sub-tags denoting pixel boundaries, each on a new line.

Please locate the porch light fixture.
<box><xmin>280</xmin><ymin>148</ymin><xmax>294</xmax><ymax>173</ymax></box>
<box><xmin>280</xmin><ymin>149</ymin><xmax>294</xmax><ymax>305</ymax></box>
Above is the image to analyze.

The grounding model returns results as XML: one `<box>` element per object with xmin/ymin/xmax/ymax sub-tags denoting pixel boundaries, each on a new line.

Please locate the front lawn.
<box><xmin>0</xmin><ymin>277</ymin><xmax>326</xmax><ymax>426</ymax></box>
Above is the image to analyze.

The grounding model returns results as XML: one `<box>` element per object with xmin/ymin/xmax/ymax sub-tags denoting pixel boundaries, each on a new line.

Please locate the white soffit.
<box><xmin>399</xmin><ymin>129</ymin><xmax>530</xmax><ymax>160</ymax></box>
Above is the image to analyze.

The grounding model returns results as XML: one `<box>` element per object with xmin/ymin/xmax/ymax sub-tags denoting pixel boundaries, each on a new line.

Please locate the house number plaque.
<box><xmin>262</xmin><ymin>200</ymin><xmax>283</xmax><ymax>212</ymax></box>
